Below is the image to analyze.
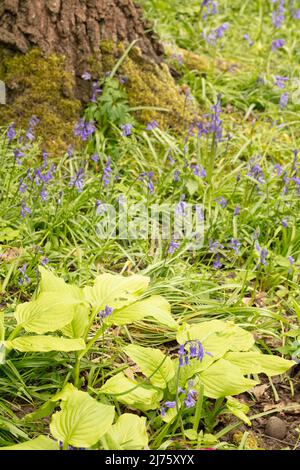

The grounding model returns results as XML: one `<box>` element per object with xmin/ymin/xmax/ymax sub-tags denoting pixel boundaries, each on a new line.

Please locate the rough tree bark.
<box><xmin>0</xmin><ymin>0</ymin><xmax>163</xmax><ymax>73</ymax></box>
<box><xmin>0</xmin><ymin>0</ymin><xmax>197</xmax><ymax>150</ymax></box>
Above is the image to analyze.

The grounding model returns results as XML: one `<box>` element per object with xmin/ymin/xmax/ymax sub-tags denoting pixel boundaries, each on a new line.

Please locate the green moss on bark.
<box><xmin>0</xmin><ymin>48</ymin><xmax>81</xmax><ymax>152</ymax></box>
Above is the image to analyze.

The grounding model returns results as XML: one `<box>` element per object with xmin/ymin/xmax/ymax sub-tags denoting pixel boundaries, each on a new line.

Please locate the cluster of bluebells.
<box><xmin>95</xmin><ymin>200</ymin><xmax>108</xmax><ymax>215</ymax></box>
<box><xmin>102</xmin><ymin>157</ymin><xmax>113</xmax><ymax>186</ymax></box>
<box><xmin>74</xmin><ymin>119</ymin><xmax>96</xmax><ymax>141</ymax></box>
<box><xmin>121</xmin><ymin>124</ymin><xmax>133</xmax><ymax>137</ymax></box>
<box><xmin>99</xmin><ymin>305</ymin><xmax>113</xmax><ymax>320</ymax></box>
<box><xmin>243</xmin><ymin>33</ymin><xmax>254</xmax><ymax>47</ymax></box>
<box><xmin>18</xmin><ymin>264</ymin><xmax>30</xmax><ymax>285</ymax></box>
<box><xmin>26</xmin><ymin>116</ymin><xmax>39</xmax><ymax>141</ymax></box>
<box><xmin>58</xmin><ymin>441</ymin><xmax>85</xmax><ymax>451</ymax></box>
<box><xmin>274</xmin><ymin>75</ymin><xmax>288</xmax><ymax>89</ymax></box>
<box><xmin>204</xmin><ymin>22</ymin><xmax>229</xmax><ymax>45</ymax></box>
<box><xmin>69</xmin><ymin>168</ymin><xmax>85</xmax><ymax>193</ymax></box>
<box><xmin>168</xmin><ymin>238</ymin><xmax>180</xmax><ymax>254</ymax></box>
<box><xmin>178</xmin><ymin>340</ymin><xmax>212</xmax><ymax>367</ymax></box>
<box><xmin>146</xmin><ymin>120</ymin><xmax>159</xmax><ymax>131</ymax></box>
<box><xmin>255</xmin><ymin>241</ymin><xmax>269</xmax><ymax>266</ymax></box>
<box><xmin>202</xmin><ymin>0</ymin><xmax>218</xmax><ymax>19</ymax></box>
<box><xmin>189</xmin><ymin>95</ymin><xmax>224</xmax><ymax>146</ymax></box>
<box><xmin>271</xmin><ymin>0</ymin><xmax>285</xmax><ymax>29</ymax></box>
<box><xmin>247</xmin><ymin>158</ymin><xmax>265</xmax><ymax>184</ymax></box>
<box><xmin>139</xmin><ymin>171</ymin><xmax>154</xmax><ymax>194</ymax></box>
<box><xmin>160</xmin><ymin>380</ymin><xmax>198</xmax><ymax>417</ymax></box>
<box><xmin>272</xmin><ymin>38</ymin><xmax>285</xmax><ymax>51</ymax></box>
<box><xmin>279</xmin><ymin>92</ymin><xmax>289</xmax><ymax>110</ymax></box>
<box><xmin>6</xmin><ymin>122</ymin><xmax>16</xmax><ymax>143</ymax></box>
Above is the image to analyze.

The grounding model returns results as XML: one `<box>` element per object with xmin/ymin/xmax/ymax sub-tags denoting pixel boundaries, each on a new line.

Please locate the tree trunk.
<box><xmin>0</xmin><ymin>1</ymin><xmax>197</xmax><ymax>151</ymax></box>
<box><xmin>0</xmin><ymin>0</ymin><xmax>163</xmax><ymax>74</ymax></box>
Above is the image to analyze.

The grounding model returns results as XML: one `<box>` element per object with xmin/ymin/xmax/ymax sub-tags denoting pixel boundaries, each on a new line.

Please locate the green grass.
<box><xmin>0</xmin><ymin>0</ymin><xmax>299</xmax><ymax>451</ymax></box>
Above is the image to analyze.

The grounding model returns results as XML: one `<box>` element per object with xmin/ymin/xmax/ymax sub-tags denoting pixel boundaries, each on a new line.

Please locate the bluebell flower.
<box><xmin>82</xmin><ymin>72</ymin><xmax>91</xmax><ymax>80</ymax></box>
<box><xmin>146</xmin><ymin>120</ymin><xmax>159</xmax><ymax>131</ymax></box>
<box><xmin>99</xmin><ymin>305</ymin><xmax>113</xmax><ymax>319</ymax></box>
<box><xmin>275</xmin><ymin>75</ymin><xmax>288</xmax><ymax>89</ymax></box>
<box><xmin>274</xmin><ymin>163</ymin><xmax>283</xmax><ymax>176</ymax></box>
<box><xmin>272</xmin><ymin>38</ymin><xmax>285</xmax><ymax>51</ymax></box>
<box><xmin>272</xmin><ymin>0</ymin><xmax>285</xmax><ymax>29</ymax></box>
<box><xmin>243</xmin><ymin>33</ymin><xmax>254</xmax><ymax>46</ymax></box>
<box><xmin>234</xmin><ymin>206</ymin><xmax>240</xmax><ymax>216</ymax></box>
<box><xmin>215</xmin><ymin>196</ymin><xmax>227</xmax><ymax>208</ymax></box>
<box><xmin>204</xmin><ymin>23</ymin><xmax>229</xmax><ymax>45</ymax></box>
<box><xmin>95</xmin><ymin>200</ymin><xmax>107</xmax><ymax>215</ymax></box>
<box><xmin>74</xmin><ymin>119</ymin><xmax>96</xmax><ymax>141</ymax></box>
<box><xmin>13</xmin><ymin>148</ymin><xmax>25</xmax><ymax>165</ymax></box>
<box><xmin>279</xmin><ymin>92</ymin><xmax>289</xmax><ymax>110</ymax></box>
<box><xmin>18</xmin><ymin>264</ymin><xmax>30</xmax><ymax>285</ymax></box>
<box><xmin>20</xmin><ymin>199</ymin><xmax>31</xmax><ymax>218</ymax></box>
<box><xmin>255</xmin><ymin>242</ymin><xmax>269</xmax><ymax>266</ymax></box>
<box><xmin>230</xmin><ymin>238</ymin><xmax>241</xmax><ymax>255</ymax></box>
<box><xmin>121</xmin><ymin>124</ymin><xmax>133</xmax><ymax>137</ymax></box>
<box><xmin>102</xmin><ymin>157</ymin><xmax>112</xmax><ymax>186</ymax></box>
<box><xmin>168</xmin><ymin>239</ymin><xmax>180</xmax><ymax>254</ymax></box>
<box><xmin>6</xmin><ymin>122</ymin><xmax>16</xmax><ymax>142</ymax></box>
<box><xmin>69</xmin><ymin>168</ymin><xmax>85</xmax><ymax>192</ymax></box>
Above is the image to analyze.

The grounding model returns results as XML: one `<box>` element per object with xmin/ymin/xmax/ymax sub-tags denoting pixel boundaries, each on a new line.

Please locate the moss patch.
<box><xmin>0</xmin><ymin>48</ymin><xmax>81</xmax><ymax>153</ymax></box>
<box><xmin>99</xmin><ymin>41</ymin><xmax>199</xmax><ymax>131</ymax></box>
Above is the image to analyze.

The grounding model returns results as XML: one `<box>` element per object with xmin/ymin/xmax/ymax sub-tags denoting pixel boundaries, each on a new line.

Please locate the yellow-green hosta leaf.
<box><xmin>103</xmin><ymin>414</ymin><xmax>148</xmax><ymax>450</ymax></box>
<box><xmin>198</xmin><ymin>359</ymin><xmax>258</xmax><ymax>399</ymax></box>
<box><xmin>14</xmin><ymin>293</ymin><xmax>78</xmax><ymax>334</ymax></box>
<box><xmin>83</xmin><ymin>273</ymin><xmax>150</xmax><ymax>311</ymax></box>
<box><xmin>176</xmin><ymin>321</ymin><xmax>254</xmax><ymax>359</ymax></box>
<box><xmin>226</xmin><ymin>397</ymin><xmax>251</xmax><ymax>426</ymax></box>
<box><xmin>50</xmin><ymin>383</ymin><xmax>78</xmax><ymax>402</ymax></box>
<box><xmin>50</xmin><ymin>390</ymin><xmax>115</xmax><ymax>448</ymax></box>
<box><xmin>0</xmin><ymin>436</ymin><xmax>59</xmax><ymax>451</ymax></box>
<box><xmin>11</xmin><ymin>336</ymin><xmax>85</xmax><ymax>352</ymax></box>
<box><xmin>61</xmin><ymin>304</ymin><xmax>90</xmax><ymax>339</ymax></box>
<box><xmin>100</xmin><ymin>372</ymin><xmax>163</xmax><ymax>411</ymax></box>
<box><xmin>225</xmin><ymin>352</ymin><xmax>295</xmax><ymax>376</ymax></box>
<box><xmin>108</xmin><ymin>296</ymin><xmax>177</xmax><ymax>329</ymax></box>
<box><xmin>38</xmin><ymin>266</ymin><xmax>83</xmax><ymax>301</ymax></box>
<box><xmin>176</xmin><ymin>320</ymin><xmax>228</xmax><ymax>344</ymax></box>
<box><xmin>0</xmin><ymin>310</ymin><xmax>4</xmax><ymax>341</ymax></box>
<box><xmin>124</xmin><ymin>344</ymin><xmax>175</xmax><ymax>388</ymax></box>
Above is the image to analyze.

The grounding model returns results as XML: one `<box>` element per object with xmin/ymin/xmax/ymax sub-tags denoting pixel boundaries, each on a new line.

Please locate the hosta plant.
<box><xmin>1</xmin><ymin>266</ymin><xmax>177</xmax><ymax>385</ymax></box>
